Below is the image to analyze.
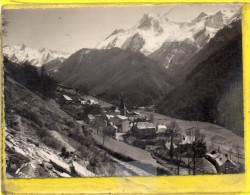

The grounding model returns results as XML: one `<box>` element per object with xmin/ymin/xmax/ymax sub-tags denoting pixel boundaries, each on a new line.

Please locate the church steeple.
<box><xmin>119</xmin><ymin>92</ymin><xmax>126</xmax><ymax>116</ymax></box>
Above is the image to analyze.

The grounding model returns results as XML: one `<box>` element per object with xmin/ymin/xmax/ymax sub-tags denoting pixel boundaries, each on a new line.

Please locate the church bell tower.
<box><xmin>119</xmin><ymin>92</ymin><xmax>126</xmax><ymax>116</ymax></box>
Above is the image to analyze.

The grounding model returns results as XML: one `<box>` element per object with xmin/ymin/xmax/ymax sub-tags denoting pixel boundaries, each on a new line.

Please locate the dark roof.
<box><xmin>57</xmin><ymin>84</ymin><xmax>73</xmax><ymax>90</ymax></box>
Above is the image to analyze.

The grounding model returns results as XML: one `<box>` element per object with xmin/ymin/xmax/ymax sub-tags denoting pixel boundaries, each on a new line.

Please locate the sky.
<box><xmin>2</xmin><ymin>3</ymin><xmax>241</xmax><ymax>53</ymax></box>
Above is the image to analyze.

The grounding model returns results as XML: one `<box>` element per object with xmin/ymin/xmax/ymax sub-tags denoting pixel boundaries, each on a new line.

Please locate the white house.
<box><xmin>180</xmin><ymin>135</ymin><xmax>196</xmax><ymax>144</ymax></box>
<box><xmin>157</xmin><ymin>125</ymin><xmax>167</xmax><ymax>133</ymax></box>
<box><xmin>165</xmin><ymin>139</ymin><xmax>177</xmax><ymax>150</ymax></box>
<box><xmin>61</xmin><ymin>94</ymin><xmax>73</xmax><ymax>104</ymax></box>
<box><xmin>80</xmin><ymin>100</ymin><xmax>87</xmax><ymax>104</ymax></box>
<box><xmin>110</xmin><ymin>115</ymin><xmax>130</xmax><ymax>133</ymax></box>
<box><xmin>117</xmin><ymin>115</ymin><xmax>130</xmax><ymax>133</ymax></box>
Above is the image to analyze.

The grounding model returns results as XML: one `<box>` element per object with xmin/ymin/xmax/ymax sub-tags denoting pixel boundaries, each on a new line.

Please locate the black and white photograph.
<box><xmin>2</xmin><ymin>3</ymin><xmax>245</xmax><ymax>178</ymax></box>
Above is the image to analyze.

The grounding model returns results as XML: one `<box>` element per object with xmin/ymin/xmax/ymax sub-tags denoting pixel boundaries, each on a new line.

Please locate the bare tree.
<box><xmin>102</xmin><ymin>131</ymin><xmax>106</xmax><ymax>145</ymax></box>
<box><xmin>97</xmin><ymin>126</ymin><xmax>102</xmax><ymax>135</ymax></box>
<box><xmin>233</xmin><ymin>144</ymin><xmax>241</xmax><ymax>165</ymax></box>
<box><xmin>188</xmin><ymin>127</ymin><xmax>207</xmax><ymax>175</ymax></box>
<box><xmin>228</xmin><ymin>148</ymin><xmax>233</xmax><ymax>159</ymax></box>
<box><xmin>102</xmin><ymin>124</ymin><xmax>115</xmax><ymax>145</ymax></box>
<box><xmin>148</xmin><ymin>113</ymin><xmax>154</xmax><ymax>123</ymax></box>
<box><xmin>186</xmin><ymin>147</ymin><xmax>192</xmax><ymax>174</ymax></box>
<box><xmin>209</xmin><ymin>136</ymin><xmax>215</xmax><ymax>151</ymax></box>
<box><xmin>175</xmin><ymin>145</ymin><xmax>183</xmax><ymax>175</ymax></box>
<box><xmin>167</xmin><ymin>121</ymin><xmax>181</xmax><ymax>160</ymax></box>
<box><xmin>96</xmin><ymin>117</ymin><xmax>107</xmax><ymax>135</ymax></box>
<box><xmin>93</xmin><ymin>123</ymin><xmax>98</xmax><ymax>134</ymax></box>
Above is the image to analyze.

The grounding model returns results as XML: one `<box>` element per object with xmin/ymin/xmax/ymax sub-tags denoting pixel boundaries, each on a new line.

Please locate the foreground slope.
<box><xmin>4</xmin><ymin>75</ymin><xmax>116</xmax><ymax>177</ymax></box>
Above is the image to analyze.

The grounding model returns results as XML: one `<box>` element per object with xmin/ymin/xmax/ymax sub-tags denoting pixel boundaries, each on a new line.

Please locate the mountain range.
<box><xmin>53</xmin><ymin>48</ymin><xmax>173</xmax><ymax>107</ymax></box>
<box><xmin>96</xmin><ymin>8</ymin><xmax>240</xmax><ymax>69</ymax></box>
<box><xmin>3</xmin><ymin>44</ymin><xmax>70</xmax><ymax>67</ymax></box>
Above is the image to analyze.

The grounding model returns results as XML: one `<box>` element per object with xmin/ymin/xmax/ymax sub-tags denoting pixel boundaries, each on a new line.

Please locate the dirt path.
<box><xmin>91</xmin><ymin>131</ymin><xmax>157</xmax><ymax>166</ymax></box>
<box><xmin>91</xmin><ymin>129</ymin><xmax>173</xmax><ymax>175</ymax></box>
<box><xmin>109</xmin><ymin>156</ymin><xmax>154</xmax><ymax>176</ymax></box>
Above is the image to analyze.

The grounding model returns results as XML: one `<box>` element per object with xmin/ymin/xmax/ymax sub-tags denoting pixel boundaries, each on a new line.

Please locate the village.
<box><xmin>55</xmin><ymin>84</ymin><xmax>244</xmax><ymax>175</ymax></box>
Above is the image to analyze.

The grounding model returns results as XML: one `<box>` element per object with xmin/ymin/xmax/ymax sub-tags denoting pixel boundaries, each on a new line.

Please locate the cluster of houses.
<box><xmin>56</xmin><ymin>84</ymin><xmax>239</xmax><ymax>174</ymax></box>
<box><xmin>55</xmin><ymin>85</ymin><xmax>159</xmax><ymax>139</ymax></box>
<box><xmin>56</xmin><ymin>85</ymin><xmax>165</xmax><ymax>142</ymax></box>
<box><xmin>57</xmin><ymin>84</ymin><xmax>99</xmax><ymax>106</ymax></box>
<box><xmin>85</xmin><ymin>94</ymin><xmax>158</xmax><ymax>141</ymax></box>
<box><xmin>60</xmin><ymin>94</ymin><xmax>98</xmax><ymax>106</ymax></box>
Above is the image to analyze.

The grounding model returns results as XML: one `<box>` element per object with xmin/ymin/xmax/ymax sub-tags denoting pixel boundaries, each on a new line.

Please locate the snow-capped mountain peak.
<box><xmin>39</xmin><ymin>47</ymin><xmax>47</xmax><ymax>53</ymax></box>
<box><xmin>14</xmin><ymin>43</ymin><xmax>27</xmax><ymax>50</ymax></box>
<box><xmin>96</xmin><ymin>7</ymin><xmax>241</xmax><ymax>56</ymax></box>
<box><xmin>221</xmin><ymin>8</ymin><xmax>241</xmax><ymax>23</ymax></box>
<box><xmin>191</xmin><ymin>12</ymin><xmax>208</xmax><ymax>23</ymax></box>
<box><xmin>3</xmin><ymin>44</ymin><xmax>70</xmax><ymax>67</ymax></box>
<box><xmin>136</xmin><ymin>13</ymin><xmax>163</xmax><ymax>30</ymax></box>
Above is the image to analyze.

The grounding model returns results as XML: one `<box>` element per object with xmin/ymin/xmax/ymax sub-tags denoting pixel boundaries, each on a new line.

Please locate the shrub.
<box><xmin>15</xmin><ymin>107</ymin><xmax>43</xmax><ymax>127</ymax></box>
<box><xmin>64</xmin><ymin>151</ymin><xmax>70</xmax><ymax>159</ymax></box>
<box><xmin>66</xmin><ymin>120</ymin><xmax>75</xmax><ymax>128</ymax></box>
<box><xmin>40</xmin><ymin>67</ymin><xmax>57</xmax><ymax>99</ymax></box>
<box><xmin>27</xmin><ymin>138</ymin><xmax>39</xmax><ymax>147</ymax></box>
<box><xmin>61</xmin><ymin>146</ymin><xmax>66</xmax><ymax>157</ymax></box>
<box><xmin>36</xmin><ymin>127</ymin><xmax>61</xmax><ymax>150</ymax></box>
<box><xmin>5</xmin><ymin>60</ymin><xmax>57</xmax><ymax>100</ymax></box>
<box><xmin>42</xmin><ymin>135</ymin><xmax>61</xmax><ymax>150</ymax></box>
<box><xmin>77</xmin><ymin>145</ymin><xmax>89</xmax><ymax>159</ymax></box>
<box><xmin>36</xmin><ymin>127</ymin><xmax>50</xmax><ymax>138</ymax></box>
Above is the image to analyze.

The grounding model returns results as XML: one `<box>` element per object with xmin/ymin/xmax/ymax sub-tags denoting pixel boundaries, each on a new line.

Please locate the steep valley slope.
<box><xmin>158</xmin><ymin>19</ymin><xmax>243</xmax><ymax>136</ymax></box>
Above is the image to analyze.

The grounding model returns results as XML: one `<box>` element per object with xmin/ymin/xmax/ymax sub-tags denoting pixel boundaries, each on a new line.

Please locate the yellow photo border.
<box><xmin>1</xmin><ymin>1</ymin><xmax>250</xmax><ymax>194</ymax></box>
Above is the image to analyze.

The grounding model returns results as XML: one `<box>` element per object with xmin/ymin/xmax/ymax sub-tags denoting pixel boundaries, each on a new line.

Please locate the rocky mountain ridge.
<box><xmin>3</xmin><ymin>44</ymin><xmax>70</xmax><ymax>67</ymax></box>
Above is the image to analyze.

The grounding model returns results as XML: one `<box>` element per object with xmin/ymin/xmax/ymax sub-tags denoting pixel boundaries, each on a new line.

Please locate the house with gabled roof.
<box><xmin>205</xmin><ymin>150</ymin><xmax>237</xmax><ymax>173</ymax></box>
<box><xmin>133</xmin><ymin>122</ymin><xmax>156</xmax><ymax>138</ymax></box>
<box><xmin>110</xmin><ymin>115</ymin><xmax>130</xmax><ymax>133</ymax></box>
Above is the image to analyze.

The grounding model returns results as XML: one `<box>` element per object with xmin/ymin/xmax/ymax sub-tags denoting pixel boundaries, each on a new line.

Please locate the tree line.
<box><xmin>4</xmin><ymin>58</ymin><xmax>57</xmax><ymax>99</ymax></box>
